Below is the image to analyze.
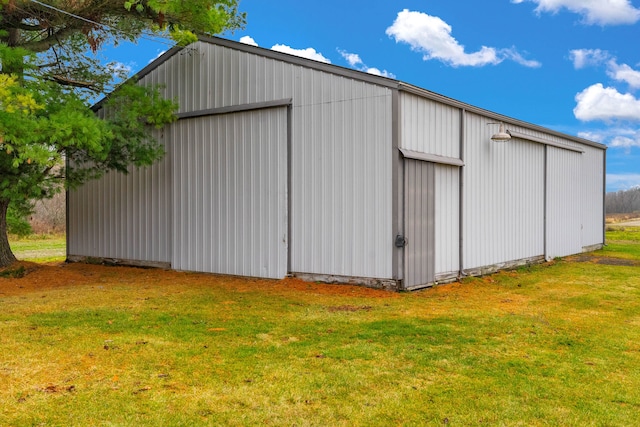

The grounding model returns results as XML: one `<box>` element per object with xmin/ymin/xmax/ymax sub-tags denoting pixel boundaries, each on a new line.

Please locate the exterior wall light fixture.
<box><xmin>489</xmin><ymin>122</ymin><xmax>512</xmax><ymax>142</ymax></box>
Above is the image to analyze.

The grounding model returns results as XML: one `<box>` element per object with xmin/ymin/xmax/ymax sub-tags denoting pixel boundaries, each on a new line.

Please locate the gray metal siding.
<box><xmin>291</xmin><ymin>90</ymin><xmax>393</xmax><ymax>278</ymax></box>
<box><xmin>546</xmin><ymin>146</ymin><xmax>582</xmax><ymax>258</ymax></box>
<box><xmin>67</xmin><ymin>130</ymin><xmax>172</xmax><ymax>263</ymax></box>
<box><xmin>545</xmin><ymin>144</ymin><xmax>605</xmax><ymax>258</ymax></box>
<box><xmin>404</xmin><ymin>160</ymin><xmax>435</xmax><ymax>288</ymax></box>
<box><xmin>507</xmin><ymin>123</ymin><xmax>585</xmax><ymax>152</ymax></box>
<box><xmin>399</xmin><ymin>92</ymin><xmax>460</xmax><ymax>158</ymax></box>
<box><xmin>462</xmin><ymin>112</ymin><xmax>545</xmax><ymax>270</ymax></box>
<box><xmin>435</xmin><ymin>165</ymin><xmax>460</xmax><ymax>277</ymax></box>
<box><xmin>138</xmin><ymin>41</ymin><xmax>393</xmax><ymax>279</ymax></box>
<box><xmin>171</xmin><ymin>108</ymin><xmax>288</xmax><ymax>279</ymax></box>
<box><xmin>145</xmin><ymin>42</ymin><xmax>392</xmax><ymax>115</ymax></box>
<box><xmin>580</xmin><ymin>146</ymin><xmax>605</xmax><ymax>248</ymax></box>
<box><xmin>72</xmin><ymin>38</ymin><xmax>606</xmax><ymax>285</ymax></box>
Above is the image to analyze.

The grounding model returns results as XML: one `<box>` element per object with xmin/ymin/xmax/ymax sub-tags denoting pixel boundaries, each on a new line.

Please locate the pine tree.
<box><xmin>0</xmin><ymin>0</ymin><xmax>244</xmax><ymax>266</ymax></box>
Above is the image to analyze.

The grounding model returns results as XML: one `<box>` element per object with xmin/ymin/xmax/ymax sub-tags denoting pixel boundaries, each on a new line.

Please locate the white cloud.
<box><xmin>607</xmin><ymin>61</ymin><xmax>640</xmax><ymax>89</ymax></box>
<box><xmin>607</xmin><ymin>173</ymin><xmax>640</xmax><ymax>191</ymax></box>
<box><xmin>340</xmin><ymin>51</ymin><xmax>363</xmax><ymax>67</ymax></box>
<box><xmin>108</xmin><ymin>61</ymin><xmax>133</xmax><ymax>80</ymax></box>
<box><xmin>239</xmin><ymin>37</ymin><xmax>331</xmax><ymax>64</ymax></box>
<box><xmin>271</xmin><ymin>44</ymin><xmax>331</xmax><ymax>63</ymax></box>
<box><xmin>386</xmin><ymin>9</ymin><xmax>499</xmax><ymax>67</ymax></box>
<box><xmin>574</xmin><ymin>83</ymin><xmax>640</xmax><ymax>122</ymax></box>
<box><xmin>148</xmin><ymin>50</ymin><xmax>167</xmax><ymax>64</ymax></box>
<box><xmin>338</xmin><ymin>49</ymin><xmax>396</xmax><ymax>78</ymax></box>
<box><xmin>579</xmin><ymin>127</ymin><xmax>640</xmax><ymax>143</ymax></box>
<box><xmin>239</xmin><ymin>36</ymin><xmax>258</xmax><ymax>47</ymax></box>
<box><xmin>501</xmin><ymin>48</ymin><xmax>542</xmax><ymax>68</ymax></box>
<box><xmin>386</xmin><ymin>9</ymin><xmax>539</xmax><ymax>68</ymax></box>
<box><xmin>569</xmin><ymin>49</ymin><xmax>611</xmax><ymax>69</ymax></box>
<box><xmin>584</xmin><ymin>128</ymin><xmax>640</xmax><ymax>153</ymax></box>
<box><xmin>512</xmin><ymin>0</ymin><xmax>640</xmax><ymax>25</ymax></box>
<box><xmin>577</xmin><ymin>130</ymin><xmax>607</xmax><ymax>143</ymax></box>
<box><xmin>569</xmin><ymin>51</ymin><xmax>640</xmax><ymax>111</ymax></box>
<box><xmin>568</xmin><ymin>50</ymin><xmax>640</xmax><ymax>88</ymax></box>
<box><xmin>610</xmin><ymin>135</ymin><xmax>640</xmax><ymax>151</ymax></box>
<box><xmin>365</xmin><ymin>67</ymin><xmax>395</xmax><ymax>78</ymax></box>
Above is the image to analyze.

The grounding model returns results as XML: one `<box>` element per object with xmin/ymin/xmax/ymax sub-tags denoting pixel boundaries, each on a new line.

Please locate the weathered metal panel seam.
<box><xmin>508</xmin><ymin>130</ymin><xmax>584</xmax><ymax>153</ymax></box>
<box><xmin>176</xmin><ymin>98</ymin><xmax>293</xmax><ymax>119</ymax></box>
<box><xmin>399</xmin><ymin>148</ymin><xmax>464</xmax><ymax>166</ymax></box>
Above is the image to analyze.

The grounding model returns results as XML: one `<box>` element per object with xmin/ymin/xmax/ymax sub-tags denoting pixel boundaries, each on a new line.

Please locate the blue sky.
<box><xmin>108</xmin><ymin>0</ymin><xmax>640</xmax><ymax>192</ymax></box>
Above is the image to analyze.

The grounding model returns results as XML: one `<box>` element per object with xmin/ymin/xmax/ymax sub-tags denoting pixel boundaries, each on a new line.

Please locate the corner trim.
<box><xmin>391</xmin><ymin>89</ymin><xmax>403</xmax><ymax>285</ymax></box>
<box><xmin>603</xmin><ymin>150</ymin><xmax>607</xmax><ymax>246</ymax></box>
<box><xmin>543</xmin><ymin>145</ymin><xmax>548</xmax><ymax>260</ymax></box>
<box><xmin>286</xmin><ymin>104</ymin><xmax>293</xmax><ymax>274</ymax></box>
<box><xmin>459</xmin><ymin>108</ymin><xmax>466</xmax><ymax>278</ymax></box>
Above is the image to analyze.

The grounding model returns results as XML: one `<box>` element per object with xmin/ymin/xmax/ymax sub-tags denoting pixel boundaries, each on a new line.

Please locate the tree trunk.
<box><xmin>0</xmin><ymin>198</ymin><xmax>18</xmax><ymax>268</ymax></box>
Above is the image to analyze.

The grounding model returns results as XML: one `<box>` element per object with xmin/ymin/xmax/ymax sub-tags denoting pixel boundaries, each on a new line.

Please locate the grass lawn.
<box><xmin>8</xmin><ymin>235</ymin><xmax>66</xmax><ymax>263</ymax></box>
<box><xmin>1</xmin><ymin>231</ymin><xmax>639</xmax><ymax>426</ymax></box>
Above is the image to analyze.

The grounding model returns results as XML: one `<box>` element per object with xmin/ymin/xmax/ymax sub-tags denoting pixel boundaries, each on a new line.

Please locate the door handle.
<box><xmin>395</xmin><ymin>234</ymin><xmax>408</xmax><ymax>248</ymax></box>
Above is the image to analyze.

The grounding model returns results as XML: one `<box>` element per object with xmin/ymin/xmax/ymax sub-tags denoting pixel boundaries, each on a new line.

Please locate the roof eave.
<box><xmin>93</xmin><ymin>35</ymin><xmax>606</xmax><ymax>151</ymax></box>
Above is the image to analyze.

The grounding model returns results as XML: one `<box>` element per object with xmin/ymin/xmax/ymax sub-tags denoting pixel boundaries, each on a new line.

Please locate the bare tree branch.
<box><xmin>46</xmin><ymin>74</ymin><xmax>98</xmax><ymax>90</ymax></box>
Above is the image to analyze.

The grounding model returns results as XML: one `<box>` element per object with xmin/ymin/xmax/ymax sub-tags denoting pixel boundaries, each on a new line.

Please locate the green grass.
<box><xmin>606</xmin><ymin>227</ymin><xmax>640</xmax><ymax>242</ymax></box>
<box><xmin>9</xmin><ymin>234</ymin><xmax>65</xmax><ymax>262</ymax></box>
<box><xmin>603</xmin><ymin>227</ymin><xmax>640</xmax><ymax>259</ymax></box>
<box><xmin>0</xmin><ymin>230</ymin><xmax>639</xmax><ymax>426</ymax></box>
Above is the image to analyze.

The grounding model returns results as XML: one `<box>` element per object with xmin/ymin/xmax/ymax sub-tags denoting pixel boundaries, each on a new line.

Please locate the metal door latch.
<box><xmin>395</xmin><ymin>234</ymin><xmax>408</xmax><ymax>248</ymax></box>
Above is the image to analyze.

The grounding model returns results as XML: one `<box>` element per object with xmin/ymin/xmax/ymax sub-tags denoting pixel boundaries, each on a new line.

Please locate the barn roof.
<box><xmin>111</xmin><ymin>35</ymin><xmax>607</xmax><ymax>151</ymax></box>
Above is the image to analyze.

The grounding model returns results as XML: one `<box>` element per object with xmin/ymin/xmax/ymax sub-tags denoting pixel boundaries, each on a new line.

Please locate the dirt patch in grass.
<box><xmin>567</xmin><ymin>254</ymin><xmax>640</xmax><ymax>266</ymax></box>
<box><xmin>2</xmin><ymin>250</ymin><xmax>635</xmax><ymax>302</ymax></box>
<box><xmin>0</xmin><ymin>261</ymin><xmax>399</xmax><ymax>299</ymax></box>
<box><xmin>0</xmin><ymin>262</ymin><xmax>92</xmax><ymax>295</ymax></box>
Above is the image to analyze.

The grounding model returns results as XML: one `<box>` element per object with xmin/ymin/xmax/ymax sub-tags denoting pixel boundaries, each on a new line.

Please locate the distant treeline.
<box><xmin>606</xmin><ymin>187</ymin><xmax>640</xmax><ymax>214</ymax></box>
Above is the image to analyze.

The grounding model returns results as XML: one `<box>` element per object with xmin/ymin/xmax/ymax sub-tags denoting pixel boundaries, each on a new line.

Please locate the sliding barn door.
<box><xmin>172</xmin><ymin>107</ymin><xmax>288</xmax><ymax>279</ymax></box>
<box><xmin>404</xmin><ymin>159</ymin><xmax>435</xmax><ymax>289</ymax></box>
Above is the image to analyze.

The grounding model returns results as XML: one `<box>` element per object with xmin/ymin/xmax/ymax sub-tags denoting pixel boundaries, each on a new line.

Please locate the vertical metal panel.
<box><xmin>171</xmin><ymin>108</ymin><xmax>288</xmax><ymax>279</ymax></box>
<box><xmin>399</xmin><ymin>92</ymin><xmax>460</xmax><ymax>158</ymax></box>
<box><xmin>404</xmin><ymin>160</ymin><xmax>435</xmax><ymax>288</ymax></box>
<box><xmin>290</xmin><ymin>79</ymin><xmax>393</xmax><ymax>278</ymax></box>
<box><xmin>462</xmin><ymin>112</ymin><xmax>545</xmax><ymax>270</ymax></box>
<box><xmin>139</xmin><ymin>41</ymin><xmax>394</xmax><ymax>280</ymax></box>
<box><xmin>580</xmin><ymin>146</ymin><xmax>605</xmax><ymax>248</ymax></box>
<box><xmin>546</xmin><ymin>147</ymin><xmax>581</xmax><ymax>258</ymax></box>
<box><xmin>435</xmin><ymin>164</ymin><xmax>460</xmax><ymax>277</ymax></box>
<box><xmin>67</xmin><ymin>130</ymin><xmax>172</xmax><ymax>263</ymax></box>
